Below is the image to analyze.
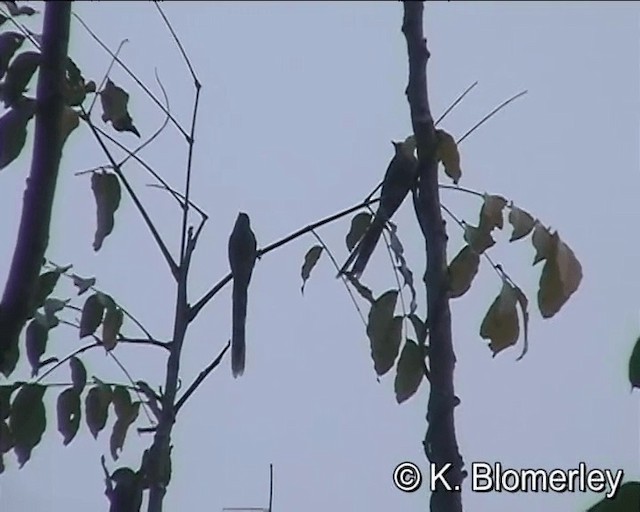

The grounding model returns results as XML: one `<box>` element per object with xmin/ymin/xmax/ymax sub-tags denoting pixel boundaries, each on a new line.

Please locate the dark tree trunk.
<box><xmin>0</xmin><ymin>2</ymin><xmax>72</xmax><ymax>374</ymax></box>
<box><xmin>402</xmin><ymin>3</ymin><xmax>465</xmax><ymax>511</ymax></box>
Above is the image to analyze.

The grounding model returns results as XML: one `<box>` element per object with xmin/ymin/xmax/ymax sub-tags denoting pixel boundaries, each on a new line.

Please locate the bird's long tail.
<box><xmin>350</xmin><ymin>215</ymin><xmax>385</xmax><ymax>278</ymax></box>
<box><xmin>231</xmin><ymin>279</ymin><xmax>248</xmax><ymax>378</ymax></box>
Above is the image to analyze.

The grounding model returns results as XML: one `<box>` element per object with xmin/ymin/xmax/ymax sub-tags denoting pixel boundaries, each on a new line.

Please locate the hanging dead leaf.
<box><xmin>463</xmin><ymin>223</ymin><xmax>495</xmax><ymax>254</ymax></box>
<box><xmin>72</xmin><ymin>274</ymin><xmax>95</xmax><ymax>296</ymax></box>
<box><xmin>100</xmin><ymin>79</ymin><xmax>140</xmax><ymax>137</ymax></box>
<box><xmin>30</xmin><ymin>269</ymin><xmax>61</xmax><ymax>312</ymax></box>
<box><xmin>347</xmin><ymin>274</ymin><xmax>374</xmax><ymax>303</ymax></box>
<box><xmin>629</xmin><ymin>336</ymin><xmax>640</xmax><ymax>391</ymax></box>
<box><xmin>367</xmin><ymin>291</ymin><xmax>400</xmax><ymax>376</ymax></box>
<box><xmin>300</xmin><ymin>245</ymin><xmax>323</xmax><ymax>294</ymax></box>
<box><xmin>480</xmin><ymin>281</ymin><xmax>520</xmax><ymax>356</ymax></box>
<box><xmin>91</xmin><ymin>170</ymin><xmax>121</xmax><ymax>251</ymax></box>
<box><xmin>0</xmin><ymin>50</ymin><xmax>40</xmax><ymax>107</ymax></box>
<box><xmin>448</xmin><ymin>245</ymin><xmax>480</xmax><ymax>299</ymax></box>
<box><xmin>79</xmin><ymin>293</ymin><xmax>105</xmax><ymax>338</ymax></box>
<box><xmin>345</xmin><ymin>212</ymin><xmax>371</xmax><ymax>252</ymax></box>
<box><xmin>59</xmin><ymin>106</ymin><xmax>79</xmax><ymax>145</ymax></box>
<box><xmin>436</xmin><ymin>129</ymin><xmax>461</xmax><ymax>184</ymax></box>
<box><xmin>0</xmin><ymin>419</ymin><xmax>12</xmax><ymax>454</ymax></box>
<box><xmin>537</xmin><ymin>232</ymin><xmax>582</xmax><ymax>318</ymax></box>
<box><xmin>63</xmin><ymin>57</ymin><xmax>91</xmax><ymax>106</ymax></box>
<box><xmin>0</xmin><ymin>97</ymin><xmax>35</xmax><ymax>170</ymax></box>
<box><xmin>513</xmin><ymin>285</ymin><xmax>530</xmax><ymax>360</ymax></box>
<box><xmin>136</xmin><ymin>381</ymin><xmax>161</xmax><ymax>420</ymax></box>
<box><xmin>43</xmin><ymin>298</ymin><xmax>67</xmax><ymax>320</ymax></box>
<box><xmin>0</xmin><ymin>32</ymin><xmax>25</xmax><ymax>80</ymax></box>
<box><xmin>102</xmin><ymin>303</ymin><xmax>123</xmax><ymax>351</ymax></box>
<box><xmin>85</xmin><ymin>384</ymin><xmax>112</xmax><ymax>439</ymax></box>
<box><xmin>394</xmin><ymin>339</ymin><xmax>425</xmax><ymax>404</ymax></box>
<box><xmin>408</xmin><ymin>314</ymin><xmax>428</xmax><ymax>347</ymax></box>
<box><xmin>396</xmin><ymin>263</ymin><xmax>417</xmax><ymax>314</ymax></box>
<box><xmin>56</xmin><ymin>387</ymin><xmax>81</xmax><ymax>446</ymax></box>
<box><xmin>69</xmin><ymin>356</ymin><xmax>87</xmax><ymax>394</ymax></box>
<box><xmin>388</xmin><ymin>226</ymin><xmax>404</xmax><ymax>263</ymax></box>
<box><xmin>479</xmin><ymin>194</ymin><xmax>506</xmax><ymax>232</ymax></box>
<box><xmin>25</xmin><ymin>319</ymin><xmax>48</xmax><ymax>377</ymax></box>
<box><xmin>3</xmin><ymin>2</ymin><xmax>37</xmax><ymax>17</ymax></box>
<box><xmin>110</xmin><ymin>393</ymin><xmax>139</xmax><ymax>461</ymax></box>
<box><xmin>508</xmin><ymin>204</ymin><xmax>535</xmax><ymax>242</ymax></box>
<box><xmin>9</xmin><ymin>383</ymin><xmax>46</xmax><ymax>467</ymax></box>
<box><xmin>531</xmin><ymin>222</ymin><xmax>553</xmax><ymax>265</ymax></box>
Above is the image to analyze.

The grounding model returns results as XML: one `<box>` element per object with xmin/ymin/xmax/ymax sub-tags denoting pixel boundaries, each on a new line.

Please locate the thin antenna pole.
<box><xmin>268</xmin><ymin>464</ymin><xmax>274</xmax><ymax>512</ymax></box>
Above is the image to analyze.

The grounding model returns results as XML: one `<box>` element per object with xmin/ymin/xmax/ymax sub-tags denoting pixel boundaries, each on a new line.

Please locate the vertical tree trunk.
<box><xmin>0</xmin><ymin>2</ymin><xmax>72</xmax><ymax>373</ymax></box>
<box><xmin>402</xmin><ymin>3</ymin><xmax>465</xmax><ymax>511</ymax></box>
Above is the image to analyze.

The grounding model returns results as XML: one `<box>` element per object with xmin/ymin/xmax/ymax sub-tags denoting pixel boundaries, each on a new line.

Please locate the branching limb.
<box><xmin>189</xmin><ymin>196</ymin><xmax>380</xmax><ymax>322</ymax></box>
<box><xmin>174</xmin><ymin>340</ymin><xmax>230</xmax><ymax>414</ymax></box>
<box><xmin>80</xmin><ymin>107</ymin><xmax>179</xmax><ymax>278</ymax></box>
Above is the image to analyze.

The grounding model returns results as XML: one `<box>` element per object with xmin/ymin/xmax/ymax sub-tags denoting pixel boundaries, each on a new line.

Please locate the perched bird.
<box><xmin>228</xmin><ymin>212</ymin><xmax>258</xmax><ymax>378</ymax></box>
<box><xmin>341</xmin><ymin>140</ymin><xmax>418</xmax><ymax>278</ymax></box>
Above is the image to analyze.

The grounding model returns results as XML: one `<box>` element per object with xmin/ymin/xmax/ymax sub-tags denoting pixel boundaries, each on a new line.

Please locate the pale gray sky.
<box><xmin>1</xmin><ymin>2</ymin><xmax>639</xmax><ymax>511</ymax></box>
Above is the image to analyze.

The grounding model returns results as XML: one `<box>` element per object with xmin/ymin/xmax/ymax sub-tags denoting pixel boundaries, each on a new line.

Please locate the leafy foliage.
<box><xmin>300</xmin><ymin>245</ymin><xmax>323</xmax><ymax>294</ymax></box>
<box><xmin>394</xmin><ymin>339</ymin><xmax>424</xmax><ymax>403</ymax></box>
<box><xmin>9</xmin><ymin>383</ymin><xmax>46</xmax><ymax>466</ymax></box>
<box><xmin>448</xmin><ymin>245</ymin><xmax>480</xmax><ymax>299</ymax></box>
<box><xmin>0</xmin><ymin>49</ymin><xmax>39</xmax><ymax>107</ymax></box>
<box><xmin>345</xmin><ymin>212</ymin><xmax>371</xmax><ymax>252</ymax></box>
<box><xmin>91</xmin><ymin>170</ymin><xmax>122</xmax><ymax>251</ymax></box>
<box><xmin>436</xmin><ymin>128</ymin><xmax>461</xmax><ymax>184</ymax></box>
<box><xmin>0</xmin><ymin>96</ymin><xmax>35</xmax><ymax>169</ymax></box>
<box><xmin>79</xmin><ymin>292</ymin><xmax>105</xmax><ymax>338</ymax></box>
<box><xmin>587</xmin><ymin>482</ymin><xmax>640</xmax><ymax>512</ymax></box>
<box><xmin>367</xmin><ymin>291</ymin><xmax>402</xmax><ymax>376</ymax></box>
<box><xmin>100</xmin><ymin>79</ymin><xmax>140</xmax><ymax>137</ymax></box>
<box><xmin>57</xmin><ymin>387</ymin><xmax>81</xmax><ymax>446</ymax></box>
<box><xmin>85</xmin><ymin>383</ymin><xmax>112</xmax><ymax>440</ymax></box>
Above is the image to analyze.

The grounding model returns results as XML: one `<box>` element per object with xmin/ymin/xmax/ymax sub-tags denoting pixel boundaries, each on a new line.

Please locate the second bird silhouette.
<box><xmin>228</xmin><ymin>212</ymin><xmax>257</xmax><ymax>378</ymax></box>
<box><xmin>340</xmin><ymin>140</ymin><xmax>418</xmax><ymax>278</ymax></box>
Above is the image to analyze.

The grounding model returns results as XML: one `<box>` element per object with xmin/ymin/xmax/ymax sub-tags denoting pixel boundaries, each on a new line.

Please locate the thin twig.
<box><xmin>87</xmin><ymin>38</ymin><xmax>128</xmax><ymax>115</ymax></box>
<box><xmin>174</xmin><ymin>340</ymin><xmax>230</xmax><ymax>414</ymax></box>
<box><xmin>439</xmin><ymin>184</ymin><xmax>484</xmax><ymax>199</ymax></box>
<box><xmin>189</xmin><ymin>196</ymin><xmax>380</xmax><ymax>321</ymax></box>
<box><xmin>72</xmin><ymin>11</ymin><xmax>189</xmax><ymax>140</ymax></box>
<box><xmin>80</xmin><ymin>107</ymin><xmax>179</xmax><ymax>279</ymax></box>
<box><xmin>153</xmin><ymin>1</ymin><xmax>199</xmax><ymax>86</ymax></box>
<box><xmin>310</xmin><ymin>230</ymin><xmax>366</xmax><ymax>326</ymax></box>
<box><xmin>457</xmin><ymin>90</ymin><xmax>528</xmax><ymax>145</ymax></box>
<box><xmin>179</xmin><ymin>82</ymin><xmax>202</xmax><ymax>266</ymax></box>
<box><xmin>34</xmin><ymin>341</ymin><xmax>99</xmax><ymax>384</ymax></box>
<box><xmin>434</xmin><ymin>81</ymin><xmax>478</xmax><ymax>126</ymax></box>
<box><xmin>146</xmin><ymin>184</ymin><xmax>209</xmax><ymax>220</ymax></box>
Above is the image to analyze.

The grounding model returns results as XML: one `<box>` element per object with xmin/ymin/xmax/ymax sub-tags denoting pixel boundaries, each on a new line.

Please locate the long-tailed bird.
<box><xmin>340</xmin><ymin>140</ymin><xmax>418</xmax><ymax>278</ymax></box>
<box><xmin>228</xmin><ymin>212</ymin><xmax>257</xmax><ymax>378</ymax></box>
